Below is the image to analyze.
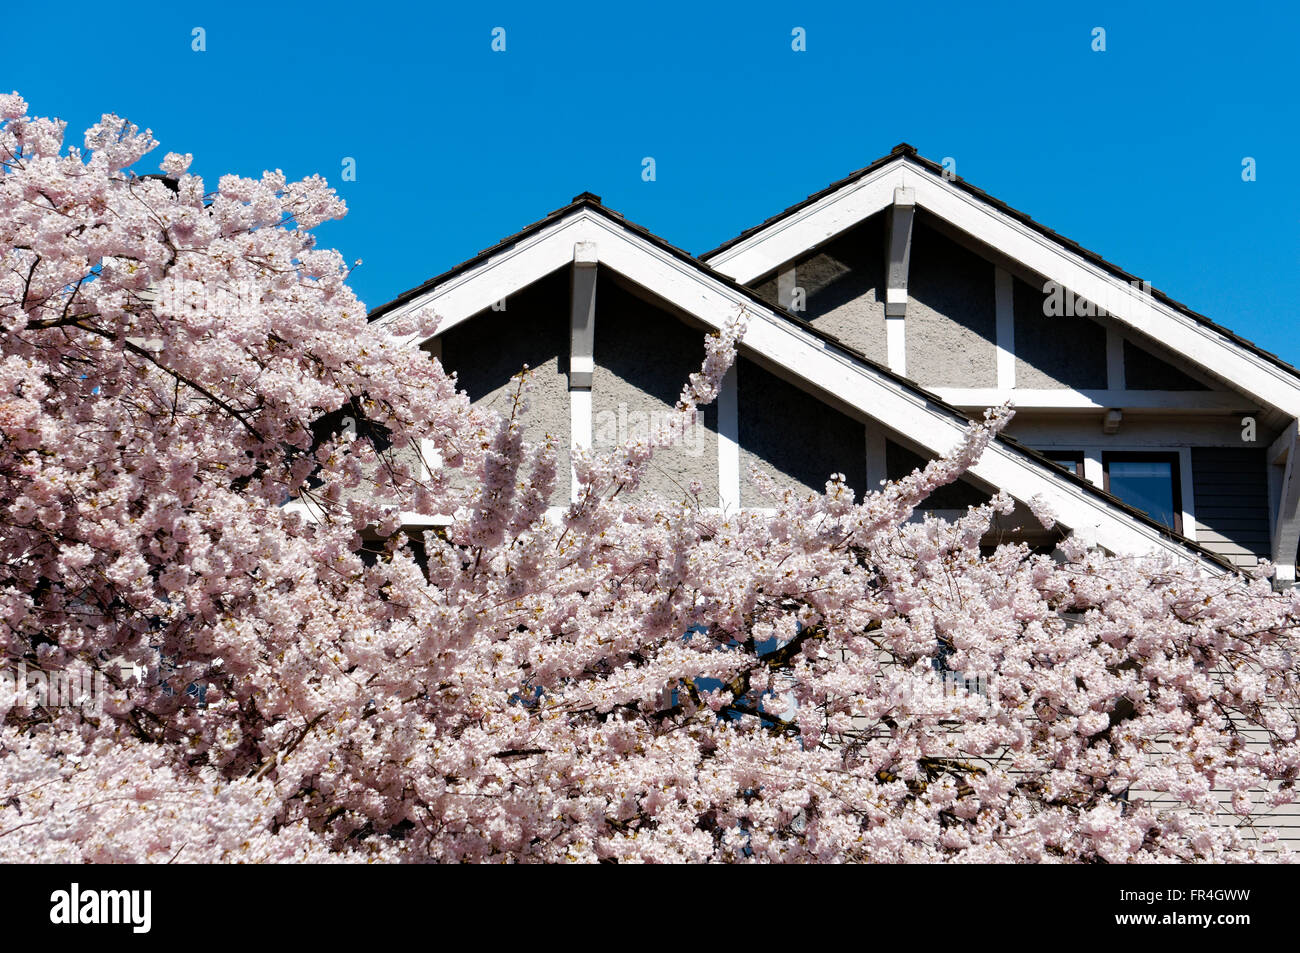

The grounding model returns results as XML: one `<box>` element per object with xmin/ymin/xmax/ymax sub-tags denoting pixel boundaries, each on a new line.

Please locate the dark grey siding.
<box><xmin>1191</xmin><ymin>448</ymin><xmax>1270</xmax><ymax>567</ymax></box>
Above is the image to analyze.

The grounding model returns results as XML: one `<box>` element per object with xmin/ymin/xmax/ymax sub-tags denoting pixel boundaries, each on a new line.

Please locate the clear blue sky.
<box><xmin>8</xmin><ymin>1</ymin><xmax>1299</xmax><ymax>363</ymax></box>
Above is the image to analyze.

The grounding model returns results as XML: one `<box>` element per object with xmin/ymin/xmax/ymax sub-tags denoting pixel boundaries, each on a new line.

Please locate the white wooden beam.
<box><xmin>994</xmin><ymin>267</ymin><xmax>1015</xmax><ymax>389</ymax></box>
<box><xmin>1106</xmin><ymin>327</ymin><xmax>1126</xmax><ymax>390</ymax></box>
<box><xmin>1271</xmin><ymin>419</ymin><xmax>1300</xmax><ymax>582</ymax></box>
<box><xmin>570</xmin><ymin>242</ymin><xmax>598</xmax><ymax>388</ymax></box>
<box><xmin>1083</xmin><ymin>450</ymin><xmax>1104</xmax><ymax>489</ymax></box>
<box><xmin>569</xmin><ymin>242</ymin><xmax>598</xmax><ymax>502</ymax></box>
<box><xmin>1178</xmin><ymin>446</ymin><xmax>1197</xmax><ymax>543</ymax></box>
<box><xmin>932</xmin><ymin>388</ymin><xmax>1253</xmax><ymax>413</ymax></box>
<box><xmin>777</xmin><ymin>268</ymin><xmax>797</xmax><ymax>311</ymax></box>
<box><xmin>885</xmin><ymin>187</ymin><xmax>915</xmax><ymax>319</ymax></box>
<box><xmin>864</xmin><ymin>419</ymin><xmax>888</xmax><ymax>493</ymax></box>
<box><xmin>718</xmin><ymin>365</ymin><xmax>740</xmax><ymax>511</ymax></box>
<box><xmin>570</xmin><ymin>389</ymin><xmax>592</xmax><ymax>503</ymax></box>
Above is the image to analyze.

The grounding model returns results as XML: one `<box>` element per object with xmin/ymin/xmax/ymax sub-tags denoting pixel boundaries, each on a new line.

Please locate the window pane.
<box><xmin>1042</xmin><ymin>453</ymin><xmax>1080</xmax><ymax>475</ymax></box>
<box><xmin>1108</xmin><ymin>459</ymin><xmax>1176</xmax><ymax>528</ymax></box>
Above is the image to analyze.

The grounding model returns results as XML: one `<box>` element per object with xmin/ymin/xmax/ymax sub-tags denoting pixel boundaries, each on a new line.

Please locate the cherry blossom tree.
<box><xmin>1</xmin><ymin>93</ymin><xmax>1297</xmax><ymax>863</ymax></box>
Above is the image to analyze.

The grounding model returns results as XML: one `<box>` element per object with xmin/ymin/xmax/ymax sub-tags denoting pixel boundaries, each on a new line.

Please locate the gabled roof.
<box><xmin>700</xmin><ymin>144</ymin><xmax>1300</xmax><ymax>413</ymax></box>
<box><xmin>368</xmin><ymin>196</ymin><xmax>1234</xmax><ymax>573</ymax></box>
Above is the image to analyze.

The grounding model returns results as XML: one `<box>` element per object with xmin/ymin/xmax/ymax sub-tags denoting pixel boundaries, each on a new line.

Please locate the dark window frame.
<box><xmin>1038</xmin><ymin>450</ymin><xmax>1084</xmax><ymax>478</ymax></box>
<box><xmin>1102</xmin><ymin>451</ymin><xmax>1183</xmax><ymax>535</ymax></box>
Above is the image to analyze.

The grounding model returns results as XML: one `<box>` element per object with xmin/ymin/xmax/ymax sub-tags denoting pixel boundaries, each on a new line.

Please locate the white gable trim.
<box><xmin>705</xmin><ymin>158</ymin><xmax>1300</xmax><ymax>421</ymax></box>
<box><xmin>706</xmin><ymin>158</ymin><xmax>904</xmax><ymax>285</ymax></box>
<box><xmin>377</xmin><ymin>207</ymin><xmax>1223</xmax><ymax>571</ymax></box>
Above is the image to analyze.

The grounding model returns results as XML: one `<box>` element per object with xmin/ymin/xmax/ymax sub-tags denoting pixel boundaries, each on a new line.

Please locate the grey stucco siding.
<box><xmin>1012</xmin><ymin>276</ymin><xmax>1108</xmax><ymax>389</ymax></box>
<box><xmin>749</xmin><ymin>213</ymin><xmax>889</xmax><ymax>364</ymax></box>
<box><xmin>439</xmin><ymin>267</ymin><xmax>572</xmax><ymax>505</ymax></box>
<box><xmin>904</xmin><ymin>220</ymin><xmax>997</xmax><ymax>387</ymax></box>
<box><xmin>1124</xmin><ymin>339</ymin><xmax>1208</xmax><ymax>390</ymax></box>
<box><xmin>886</xmin><ymin>441</ymin><xmax>990</xmax><ymax>511</ymax></box>
<box><xmin>738</xmin><ymin>358</ymin><xmax>866</xmax><ymax>506</ymax></box>
<box><xmin>591</xmin><ymin>275</ymin><xmax>719</xmax><ymax>503</ymax></box>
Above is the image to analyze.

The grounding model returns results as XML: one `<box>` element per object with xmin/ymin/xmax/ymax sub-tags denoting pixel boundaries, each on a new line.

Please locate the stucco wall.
<box><xmin>748</xmin><ymin>213</ymin><xmax>889</xmax><ymax>364</ymax></box>
<box><xmin>886</xmin><ymin>440</ymin><xmax>990</xmax><ymax>510</ymax></box>
<box><xmin>738</xmin><ymin>358</ymin><xmax>866</xmax><ymax>506</ymax></box>
<box><xmin>439</xmin><ymin>267</ymin><xmax>572</xmax><ymax>505</ymax></box>
<box><xmin>1013</xmin><ymin>276</ymin><xmax>1108</xmax><ymax>388</ymax></box>
<box><xmin>1124</xmin><ymin>339</ymin><xmax>1208</xmax><ymax>390</ymax></box>
<box><xmin>591</xmin><ymin>275</ymin><xmax>719</xmax><ymax>502</ymax></box>
<box><xmin>905</xmin><ymin>221</ymin><xmax>997</xmax><ymax>387</ymax></box>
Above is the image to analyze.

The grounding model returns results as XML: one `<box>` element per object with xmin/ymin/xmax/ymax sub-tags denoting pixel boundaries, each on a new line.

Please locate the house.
<box><xmin>369</xmin><ymin>144</ymin><xmax>1300</xmax><ymax>585</ymax></box>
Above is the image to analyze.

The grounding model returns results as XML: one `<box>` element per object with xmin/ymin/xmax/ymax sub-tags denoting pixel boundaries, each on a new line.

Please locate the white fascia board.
<box><xmin>372</xmin><ymin>214</ymin><xmax>598</xmax><ymax>346</ymax></box>
<box><xmin>382</xmin><ymin>208</ymin><xmax>1222</xmax><ymax>571</ymax></box>
<box><xmin>895</xmin><ymin>163</ymin><xmax>1300</xmax><ymax>420</ymax></box>
<box><xmin>705</xmin><ymin>160</ymin><xmax>905</xmax><ymax>282</ymax></box>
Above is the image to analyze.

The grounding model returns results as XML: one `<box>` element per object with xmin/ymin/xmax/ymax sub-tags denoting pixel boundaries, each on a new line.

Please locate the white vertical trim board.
<box><xmin>864</xmin><ymin>419</ymin><xmax>888</xmax><ymax>493</ymax></box>
<box><xmin>1106</xmin><ymin>327</ymin><xmax>1126</xmax><ymax>391</ymax></box>
<box><xmin>885</xmin><ymin>317</ymin><xmax>906</xmax><ymax>376</ymax></box>
<box><xmin>777</xmin><ymin>269</ymin><xmax>797</xmax><ymax>311</ymax></box>
<box><xmin>717</xmin><ymin>364</ymin><xmax>740</xmax><ymax>511</ymax></box>
<box><xmin>1082</xmin><ymin>450</ymin><xmax>1104</xmax><ymax>489</ymax></box>
<box><xmin>570</xmin><ymin>389</ymin><xmax>592</xmax><ymax>503</ymax></box>
<box><xmin>1178</xmin><ymin>446</ymin><xmax>1196</xmax><ymax>542</ymax></box>
<box><xmin>994</xmin><ymin>267</ymin><xmax>1015</xmax><ymax>389</ymax></box>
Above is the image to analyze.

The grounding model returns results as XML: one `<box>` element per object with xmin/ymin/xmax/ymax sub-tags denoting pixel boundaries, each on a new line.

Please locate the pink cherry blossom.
<box><xmin>1</xmin><ymin>94</ymin><xmax>1297</xmax><ymax>863</ymax></box>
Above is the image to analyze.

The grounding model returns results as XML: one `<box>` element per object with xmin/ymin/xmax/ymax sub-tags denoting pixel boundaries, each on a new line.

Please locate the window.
<box><xmin>1038</xmin><ymin>450</ymin><xmax>1083</xmax><ymax>477</ymax></box>
<box><xmin>1103</xmin><ymin>452</ymin><xmax>1182</xmax><ymax>534</ymax></box>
